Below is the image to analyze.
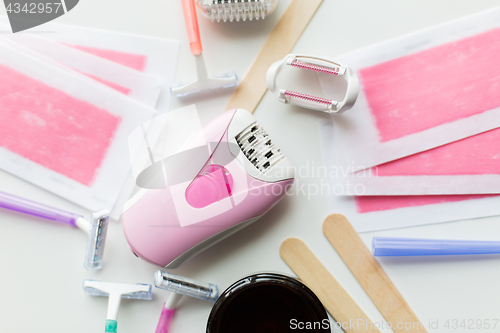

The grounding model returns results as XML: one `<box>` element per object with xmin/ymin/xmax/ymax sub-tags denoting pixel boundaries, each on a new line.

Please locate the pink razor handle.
<box><xmin>155</xmin><ymin>306</ymin><xmax>175</xmax><ymax>333</ymax></box>
<box><xmin>122</xmin><ymin>109</ymin><xmax>294</xmax><ymax>268</ymax></box>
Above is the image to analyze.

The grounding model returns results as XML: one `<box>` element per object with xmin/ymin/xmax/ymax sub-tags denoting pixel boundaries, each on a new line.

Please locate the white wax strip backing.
<box><xmin>0</xmin><ymin>40</ymin><xmax>156</xmax><ymax>212</ymax></box>
<box><xmin>0</xmin><ymin>33</ymin><xmax>162</xmax><ymax>108</ymax></box>
<box><xmin>0</xmin><ymin>17</ymin><xmax>180</xmax><ymax>113</ymax></box>
<box><xmin>235</xmin><ymin>122</ymin><xmax>285</xmax><ymax>173</ymax></box>
<box><xmin>196</xmin><ymin>0</ymin><xmax>277</xmax><ymax>22</ymax></box>
<box><xmin>319</xmin><ymin>120</ymin><xmax>500</xmax><ymax>232</ymax></box>
<box><xmin>317</xmin><ymin>7</ymin><xmax>500</xmax><ymax>173</ymax></box>
<box><xmin>0</xmin><ymin>18</ymin><xmax>181</xmax><ymax>219</ymax></box>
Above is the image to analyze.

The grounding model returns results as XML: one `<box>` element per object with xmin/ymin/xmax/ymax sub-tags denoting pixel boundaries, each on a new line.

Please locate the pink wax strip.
<box><xmin>66</xmin><ymin>44</ymin><xmax>148</xmax><ymax>72</ymax></box>
<box><xmin>0</xmin><ymin>64</ymin><xmax>121</xmax><ymax>186</ymax></box>
<box><xmin>360</xmin><ymin>27</ymin><xmax>500</xmax><ymax>142</ymax></box>
<box><xmin>355</xmin><ymin>194</ymin><xmax>498</xmax><ymax>214</ymax></box>
<box><xmin>373</xmin><ymin>128</ymin><xmax>500</xmax><ymax>176</ymax></box>
<box><xmin>82</xmin><ymin>73</ymin><xmax>131</xmax><ymax>95</ymax></box>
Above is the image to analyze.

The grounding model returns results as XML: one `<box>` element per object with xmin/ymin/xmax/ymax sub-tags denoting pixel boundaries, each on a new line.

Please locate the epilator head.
<box><xmin>196</xmin><ymin>0</ymin><xmax>278</xmax><ymax>22</ymax></box>
<box><xmin>267</xmin><ymin>54</ymin><xmax>360</xmax><ymax>114</ymax></box>
<box><xmin>122</xmin><ymin>109</ymin><xmax>294</xmax><ymax>269</ymax></box>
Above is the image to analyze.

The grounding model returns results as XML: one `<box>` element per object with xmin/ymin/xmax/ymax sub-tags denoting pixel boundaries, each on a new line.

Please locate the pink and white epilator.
<box><xmin>122</xmin><ymin>109</ymin><xmax>294</xmax><ymax>268</ymax></box>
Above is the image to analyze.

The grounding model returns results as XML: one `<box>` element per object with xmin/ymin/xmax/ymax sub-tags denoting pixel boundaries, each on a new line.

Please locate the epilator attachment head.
<box><xmin>267</xmin><ymin>54</ymin><xmax>359</xmax><ymax>115</ymax></box>
<box><xmin>196</xmin><ymin>0</ymin><xmax>278</xmax><ymax>22</ymax></box>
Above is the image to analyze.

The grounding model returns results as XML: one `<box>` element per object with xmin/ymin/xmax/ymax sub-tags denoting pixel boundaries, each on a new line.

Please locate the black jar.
<box><xmin>207</xmin><ymin>273</ymin><xmax>330</xmax><ymax>333</ymax></box>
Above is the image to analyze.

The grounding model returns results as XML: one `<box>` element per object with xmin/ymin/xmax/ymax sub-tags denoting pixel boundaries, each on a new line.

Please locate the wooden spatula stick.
<box><xmin>323</xmin><ymin>214</ymin><xmax>428</xmax><ymax>333</ymax></box>
<box><xmin>280</xmin><ymin>238</ymin><xmax>382</xmax><ymax>333</ymax></box>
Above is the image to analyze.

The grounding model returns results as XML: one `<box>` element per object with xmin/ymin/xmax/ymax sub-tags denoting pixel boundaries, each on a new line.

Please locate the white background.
<box><xmin>1</xmin><ymin>1</ymin><xmax>500</xmax><ymax>332</ymax></box>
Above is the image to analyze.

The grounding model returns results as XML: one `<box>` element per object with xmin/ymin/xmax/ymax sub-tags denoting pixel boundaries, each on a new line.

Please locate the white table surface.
<box><xmin>1</xmin><ymin>1</ymin><xmax>500</xmax><ymax>332</ymax></box>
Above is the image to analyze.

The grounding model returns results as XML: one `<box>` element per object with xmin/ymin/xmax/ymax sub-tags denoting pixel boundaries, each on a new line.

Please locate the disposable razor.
<box><xmin>83</xmin><ymin>280</ymin><xmax>153</xmax><ymax>333</ymax></box>
<box><xmin>0</xmin><ymin>190</ymin><xmax>109</xmax><ymax>270</ymax></box>
<box><xmin>153</xmin><ymin>270</ymin><xmax>219</xmax><ymax>333</ymax></box>
<box><xmin>267</xmin><ymin>54</ymin><xmax>359</xmax><ymax>114</ymax></box>
<box><xmin>171</xmin><ymin>0</ymin><xmax>238</xmax><ymax>98</ymax></box>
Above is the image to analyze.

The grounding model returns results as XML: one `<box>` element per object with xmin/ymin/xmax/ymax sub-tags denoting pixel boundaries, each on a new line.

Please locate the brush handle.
<box><xmin>0</xmin><ymin>190</ymin><xmax>81</xmax><ymax>226</ymax></box>
<box><xmin>181</xmin><ymin>0</ymin><xmax>203</xmax><ymax>55</ymax></box>
<box><xmin>155</xmin><ymin>305</ymin><xmax>176</xmax><ymax>333</ymax></box>
<box><xmin>373</xmin><ymin>237</ymin><xmax>500</xmax><ymax>256</ymax></box>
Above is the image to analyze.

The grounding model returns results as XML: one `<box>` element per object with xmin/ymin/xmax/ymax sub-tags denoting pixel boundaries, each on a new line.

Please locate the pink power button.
<box><xmin>185</xmin><ymin>165</ymin><xmax>234</xmax><ymax>208</ymax></box>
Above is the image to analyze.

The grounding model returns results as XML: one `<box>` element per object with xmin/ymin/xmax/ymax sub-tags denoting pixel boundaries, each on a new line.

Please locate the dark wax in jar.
<box><xmin>207</xmin><ymin>274</ymin><xmax>330</xmax><ymax>333</ymax></box>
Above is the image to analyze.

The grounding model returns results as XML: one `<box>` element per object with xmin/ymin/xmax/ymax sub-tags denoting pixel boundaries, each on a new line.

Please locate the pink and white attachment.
<box><xmin>122</xmin><ymin>109</ymin><xmax>295</xmax><ymax>269</ymax></box>
<box><xmin>267</xmin><ymin>54</ymin><xmax>359</xmax><ymax>114</ymax></box>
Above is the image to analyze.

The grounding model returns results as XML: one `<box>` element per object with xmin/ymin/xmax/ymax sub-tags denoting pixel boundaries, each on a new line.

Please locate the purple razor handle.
<box><xmin>0</xmin><ymin>190</ymin><xmax>82</xmax><ymax>226</ymax></box>
<box><xmin>0</xmin><ymin>190</ymin><xmax>109</xmax><ymax>270</ymax></box>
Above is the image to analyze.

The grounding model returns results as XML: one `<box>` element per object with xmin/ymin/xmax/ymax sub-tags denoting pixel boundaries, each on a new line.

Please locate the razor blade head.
<box><xmin>196</xmin><ymin>0</ymin><xmax>277</xmax><ymax>22</ymax></box>
<box><xmin>154</xmin><ymin>270</ymin><xmax>219</xmax><ymax>302</ymax></box>
<box><xmin>171</xmin><ymin>72</ymin><xmax>238</xmax><ymax>97</ymax></box>
<box><xmin>83</xmin><ymin>280</ymin><xmax>153</xmax><ymax>300</ymax></box>
<box><xmin>84</xmin><ymin>209</ymin><xmax>110</xmax><ymax>271</ymax></box>
<box><xmin>267</xmin><ymin>54</ymin><xmax>360</xmax><ymax>114</ymax></box>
